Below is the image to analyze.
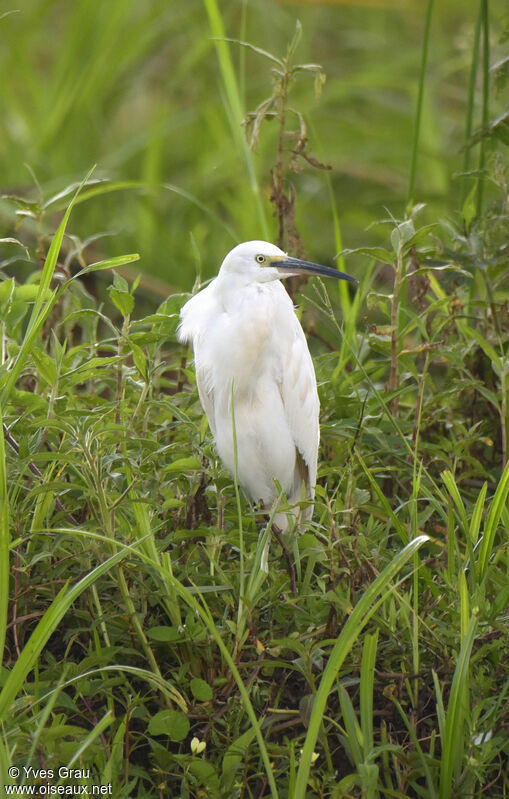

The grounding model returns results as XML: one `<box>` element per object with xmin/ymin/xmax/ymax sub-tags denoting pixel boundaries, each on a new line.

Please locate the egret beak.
<box><xmin>272</xmin><ymin>256</ymin><xmax>357</xmax><ymax>283</ymax></box>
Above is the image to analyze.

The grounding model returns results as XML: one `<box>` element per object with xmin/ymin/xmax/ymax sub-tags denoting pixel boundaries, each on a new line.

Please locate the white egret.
<box><xmin>178</xmin><ymin>241</ymin><xmax>356</xmax><ymax>531</ymax></box>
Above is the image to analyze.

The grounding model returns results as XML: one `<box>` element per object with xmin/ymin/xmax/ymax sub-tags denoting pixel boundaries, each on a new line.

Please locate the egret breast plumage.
<box><xmin>178</xmin><ymin>240</ymin><xmax>356</xmax><ymax>530</ymax></box>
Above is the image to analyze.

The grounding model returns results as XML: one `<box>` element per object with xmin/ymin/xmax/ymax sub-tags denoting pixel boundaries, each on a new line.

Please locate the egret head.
<box><xmin>218</xmin><ymin>240</ymin><xmax>357</xmax><ymax>285</ymax></box>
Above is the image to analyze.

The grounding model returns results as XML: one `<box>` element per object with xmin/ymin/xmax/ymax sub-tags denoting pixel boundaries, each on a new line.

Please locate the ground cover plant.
<box><xmin>1</xmin><ymin>0</ymin><xmax>509</xmax><ymax>797</ymax></box>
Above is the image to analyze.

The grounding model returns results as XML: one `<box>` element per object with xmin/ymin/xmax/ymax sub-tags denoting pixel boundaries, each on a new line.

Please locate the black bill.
<box><xmin>273</xmin><ymin>256</ymin><xmax>357</xmax><ymax>283</ymax></box>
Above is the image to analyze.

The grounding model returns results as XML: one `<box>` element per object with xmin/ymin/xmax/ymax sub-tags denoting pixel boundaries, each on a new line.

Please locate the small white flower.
<box><xmin>190</xmin><ymin>736</ymin><xmax>207</xmax><ymax>755</ymax></box>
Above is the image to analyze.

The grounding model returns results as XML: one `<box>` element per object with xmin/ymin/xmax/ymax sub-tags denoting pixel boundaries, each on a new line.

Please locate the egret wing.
<box><xmin>278</xmin><ymin>317</ymin><xmax>320</xmax><ymax>495</ymax></box>
<box><xmin>178</xmin><ymin>288</ymin><xmax>218</xmax><ymax>437</ymax></box>
<box><xmin>195</xmin><ymin>365</ymin><xmax>217</xmax><ymax>437</ymax></box>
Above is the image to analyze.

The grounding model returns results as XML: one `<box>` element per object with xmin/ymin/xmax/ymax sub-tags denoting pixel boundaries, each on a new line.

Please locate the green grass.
<box><xmin>1</xmin><ymin>0</ymin><xmax>509</xmax><ymax>797</ymax></box>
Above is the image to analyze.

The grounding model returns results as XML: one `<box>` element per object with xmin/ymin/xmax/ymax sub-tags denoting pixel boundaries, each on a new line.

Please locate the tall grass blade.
<box><xmin>0</xmin><ymin>546</ymin><xmax>129</xmax><ymax>722</ymax></box>
<box><xmin>477</xmin><ymin>458</ymin><xmax>509</xmax><ymax>581</ymax></box>
<box><xmin>294</xmin><ymin>536</ymin><xmax>429</xmax><ymax>798</ymax></box>
<box><xmin>202</xmin><ymin>0</ymin><xmax>269</xmax><ymax>239</ymax></box>
<box><xmin>441</xmin><ymin>470</ymin><xmax>468</xmax><ymax>534</ymax></box>
<box><xmin>469</xmin><ymin>481</ymin><xmax>487</xmax><ymax>546</ymax></box>
<box><xmin>357</xmin><ymin>452</ymin><xmax>408</xmax><ymax>543</ymax></box>
<box><xmin>23</xmin><ymin>667</ymin><xmax>70</xmax><ymax>776</ymax></box>
<box><xmin>407</xmin><ymin>0</ymin><xmax>435</xmax><ymax>208</ymax></box>
<box><xmin>442</xmin><ymin>469</ymin><xmax>476</xmax><ymax>579</ymax></box>
<box><xmin>30</xmin><ymin>664</ymin><xmax>187</xmax><ymax>713</ymax></box>
<box><xmin>360</xmin><ymin>630</ymin><xmax>379</xmax><ymax>756</ymax></box>
<box><xmin>458</xmin><ymin>570</ymin><xmax>469</xmax><ymax>643</ymax></box>
<box><xmin>66</xmin><ymin>710</ymin><xmax>114</xmax><ymax>767</ymax></box>
<box><xmin>324</xmin><ymin>169</ymin><xmax>350</xmax><ymax>319</ymax></box>
<box><xmin>0</xmin><ymin>410</ymin><xmax>8</xmax><ymax>664</ymax></box>
<box><xmin>0</xmin><ymin>731</ymin><xmax>12</xmax><ymax>787</ymax></box>
<box><xmin>438</xmin><ymin>615</ymin><xmax>477</xmax><ymax>799</ymax></box>
<box><xmin>0</xmin><ymin>167</ymin><xmax>95</xmax><ymax>410</ymax></box>
<box><xmin>162</xmin><ymin>571</ymin><xmax>279</xmax><ymax>796</ymax></box>
<box><xmin>433</xmin><ymin>670</ymin><xmax>446</xmax><ymax>744</ymax></box>
<box><xmin>338</xmin><ymin>684</ymin><xmax>363</xmax><ymax>765</ymax></box>
<box><xmin>391</xmin><ymin>696</ymin><xmax>437</xmax><ymax>798</ymax></box>
<box><xmin>57</xmin><ymin>526</ymin><xmax>279</xmax><ymax>798</ymax></box>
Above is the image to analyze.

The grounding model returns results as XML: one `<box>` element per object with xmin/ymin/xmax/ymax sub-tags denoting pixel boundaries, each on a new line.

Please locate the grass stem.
<box><xmin>476</xmin><ymin>0</ymin><xmax>490</xmax><ymax>217</ymax></box>
<box><xmin>408</xmin><ymin>0</ymin><xmax>435</xmax><ymax>208</ymax></box>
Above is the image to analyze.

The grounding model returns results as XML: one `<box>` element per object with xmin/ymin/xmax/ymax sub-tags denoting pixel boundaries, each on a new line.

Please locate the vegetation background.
<box><xmin>0</xmin><ymin>0</ymin><xmax>508</xmax><ymax>797</ymax></box>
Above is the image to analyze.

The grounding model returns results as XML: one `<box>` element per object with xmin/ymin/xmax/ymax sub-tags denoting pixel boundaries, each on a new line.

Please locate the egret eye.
<box><xmin>255</xmin><ymin>254</ymin><xmax>266</xmax><ymax>264</ymax></box>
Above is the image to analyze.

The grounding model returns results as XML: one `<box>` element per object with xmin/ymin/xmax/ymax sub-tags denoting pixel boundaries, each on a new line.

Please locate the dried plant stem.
<box><xmin>274</xmin><ymin>71</ymin><xmax>289</xmax><ymax>248</ymax></box>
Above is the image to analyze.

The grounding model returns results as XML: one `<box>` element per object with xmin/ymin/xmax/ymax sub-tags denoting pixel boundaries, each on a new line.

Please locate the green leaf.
<box><xmin>466</xmin><ymin>326</ymin><xmax>502</xmax><ymax>375</ymax></box>
<box><xmin>77</xmin><ymin>253</ymin><xmax>140</xmax><ymax>275</ymax></box>
<box><xmin>403</xmin><ymin>222</ymin><xmax>437</xmax><ymax>251</ymax></box>
<box><xmin>188</xmin><ymin>759</ymin><xmax>218</xmax><ymax>783</ymax></box>
<box><xmin>314</xmin><ymin>69</ymin><xmax>326</xmax><ymax>100</ymax></box>
<box><xmin>390</xmin><ymin>219</ymin><xmax>415</xmax><ymax>251</ymax></box>
<box><xmin>0</xmin><ymin>299</ymin><xmax>29</xmax><ymax>331</ymax></box>
<box><xmin>162</xmin><ymin>498</ymin><xmax>185</xmax><ymax>511</ymax></box>
<box><xmin>112</xmin><ymin>272</ymin><xmax>129</xmax><ymax>292</ymax></box>
<box><xmin>61</xmin><ymin>356</ymin><xmax>120</xmax><ymax>382</ymax></box>
<box><xmin>148</xmin><ymin>709</ymin><xmax>190</xmax><ymax>741</ymax></box>
<box><xmin>221</xmin><ymin>37</ymin><xmax>284</xmax><ymax>68</ymax></box>
<box><xmin>8</xmin><ymin>389</ymin><xmax>48</xmax><ymax>412</ymax></box>
<box><xmin>462</xmin><ymin>183</ymin><xmax>477</xmax><ymax>231</ymax></box>
<box><xmin>108</xmin><ymin>288</ymin><xmax>134</xmax><ymax>317</ymax></box>
<box><xmin>14</xmin><ymin>284</ymin><xmax>53</xmax><ymax>302</ymax></box>
<box><xmin>164</xmin><ymin>456</ymin><xmax>203</xmax><ymax>473</ymax></box>
<box><xmin>129</xmin><ymin>339</ymin><xmax>148</xmax><ymax>381</ymax></box>
<box><xmin>30</xmin><ymin>348</ymin><xmax>58</xmax><ymax>387</ymax></box>
<box><xmin>0</xmin><ymin>278</ymin><xmax>15</xmax><ymax>303</ymax></box>
<box><xmin>0</xmin><ymin>195</ymin><xmax>40</xmax><ymax>213</ymax></box>
<box><xmin>221</xmin><ymin>727</ymin><xmax>257</xmax><ymax>793</ymax></box>
<box><xmin>339</xmin><ymin>246</ymin><xmax>394</xmax><ymax>264</ymax></box>
<box><xmin>156</xmin><ymin>293</ymin><xmax>191</xmax><ymax>317</ymax></box>
<box><xmin>190</xmin><ymin>678</ymin><xmax>213</xmax><ymax>702</ymax></box>
<box><xmin>294</xmin><ymin>62</ymin><xmax>323</xmax><ymax>73</ymax></box>
<box><xmin>147</xmin><ymin>626</ymin><xmax>182</xmax><ymax>642</ymax></box>
<box><xmin>288</xmin><ymin>19</ymin><xmax>302</xmax><ymax>58</ymax></box>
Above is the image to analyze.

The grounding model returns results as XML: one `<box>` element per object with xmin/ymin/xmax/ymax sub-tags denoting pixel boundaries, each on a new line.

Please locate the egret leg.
<box><xmin>271</xmin><ymin>522</ymin><xmax>297</xmax><ymax>598</ymax></box>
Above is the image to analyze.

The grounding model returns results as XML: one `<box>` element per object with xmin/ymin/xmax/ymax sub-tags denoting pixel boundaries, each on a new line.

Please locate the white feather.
<box><xmin>178</xmin><ymin>241</ymin><xmax>328</xmax><ymax>530</ymax></box>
